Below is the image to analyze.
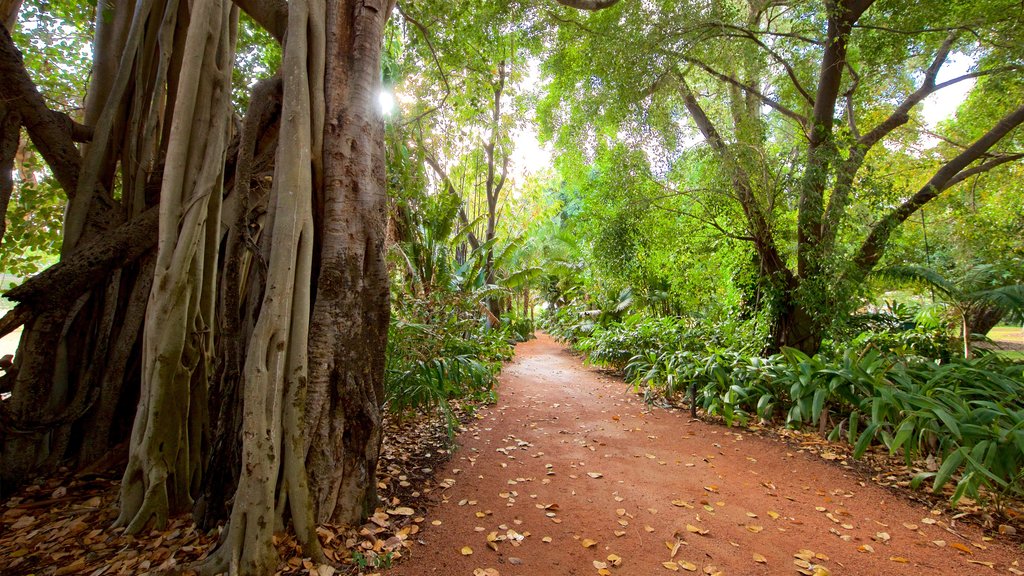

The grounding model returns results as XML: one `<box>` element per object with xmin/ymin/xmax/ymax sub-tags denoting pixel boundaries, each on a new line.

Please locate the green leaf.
<box><xmin>932</xmin><ymin>447</ymin><xmax>966</xmax><ymax>493</ymax></box>
<box><xmin>853</xmin><ymin>423</ymin><xmax>879</xmax><ymax>459</ymax></box>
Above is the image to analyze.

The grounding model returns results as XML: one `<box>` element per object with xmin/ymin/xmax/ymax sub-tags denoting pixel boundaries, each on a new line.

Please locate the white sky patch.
<box><xmin>508</xmin><ymin>59</ymin><xmax>553</xmax><ymax>181</ymax></box>
<box><xmin>510</xmin><ymin>125</ymin><xmax>552</xmax><ymax>180</ymax></box>
<box><xmin>918</xmin><ymin>52</ymin><xmax>975</xmax><ymax>147</ymax></box>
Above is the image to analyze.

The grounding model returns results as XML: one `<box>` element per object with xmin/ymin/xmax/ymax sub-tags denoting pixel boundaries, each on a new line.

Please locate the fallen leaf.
<box><xmin>966</xmin><ymin>560</ymin><xmax>995</xmax><ymax>568</ymax></box>
<box><xmin>753</xmin><ymin>553</ymin><xmax>767</xmax><ymax>564</ymax></box>
<box><xmin>607</xmin><ymin>554</ymin><xmax>622</xmax><ymax>567</ymax></box>
<box><xmin>588</xmin><ymin>472</ymin><xmax>603</xmax><ymax>479</ymax></box>
<box><xmin>746</xmin><ymin>525</ymin><xmax>764</xmax><ymax>533</ymax></box>
<box><xmin>678</xmin><ymin>560</ymin><xmax>698</xmax><ymax>571</ymax></box>
<box><xmin>663</xmin><ymin>561</ymin><xmax>680</xmax><ymax>571</ymax></box>
<box><xmin>542</xmin><ymin>536</ymin><xmax>552</xmax><ymax>543</ymax></box>
<box><xmin>889</xmin><ymin>556</ymin><xmax>908</xmax><ymax>563</ymax></box>
<box><xmin>666</xmin><ymin>540</ymin><xmax>681</xmax><ymax>558</ymax></box>
<box><xmin>461</xmin><ymin>546</ymin><xmax>474</xmax><ymax>555</ymax></box>
<box><xmin>949</xmin><ymin>542</ymin><xmax>973</xmax><ymax>554</ymax></box>
<box><xmin>581</xmin><ymin>538</ymin><xmax>598</xmax><ymax>548</ymax></box>
<box><xmin>686</xmin><ymin>524</ymin><xmax>708</xmax><ymax>535</ymax></box>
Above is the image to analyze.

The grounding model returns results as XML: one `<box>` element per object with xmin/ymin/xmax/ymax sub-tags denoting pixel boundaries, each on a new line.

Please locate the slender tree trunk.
<box><xmin>116</xmin><ymin>0</ymin><xmax>237</xmax><ymax>533</ymax></box>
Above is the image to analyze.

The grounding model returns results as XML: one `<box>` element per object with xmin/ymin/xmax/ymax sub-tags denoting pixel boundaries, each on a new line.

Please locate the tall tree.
<box><xmin>539</xmin><ymin>0</ymin><xmax>1024</xmax><ymax>352</ymax></box>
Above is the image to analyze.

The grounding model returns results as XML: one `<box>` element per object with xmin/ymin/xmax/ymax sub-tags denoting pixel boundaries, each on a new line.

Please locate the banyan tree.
<box><xmin>0</xmin><ymin>0</ymin><xmax>611</xmax><ymax>572</ymax></box>
<box><xmin>1</xmin><ymin>0</ymin><xmax>392</xmax><ymax>571</ymax></box>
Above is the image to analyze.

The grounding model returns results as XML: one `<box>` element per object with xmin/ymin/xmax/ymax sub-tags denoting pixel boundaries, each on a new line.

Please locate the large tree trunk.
<box><xmin>305</xmin><ymin>0</ymin><xmax>395</xmax><ymax>525</ymax></box>
<box><xmin>767</xmin><ymin>288</ymin><xmax>822</xmax><ymax>355</ymax></box>
<box><xmin>0</xmin><ymin>0</ymin><xmax>165</xmax><ymax>496</ymax></box>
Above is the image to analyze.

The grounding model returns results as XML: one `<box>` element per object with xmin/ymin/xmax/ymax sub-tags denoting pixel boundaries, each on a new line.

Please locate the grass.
<box><xmin>988</xmin><ymin>325</ymin><xmax>1024</xmax><ymax>345</ymax></box>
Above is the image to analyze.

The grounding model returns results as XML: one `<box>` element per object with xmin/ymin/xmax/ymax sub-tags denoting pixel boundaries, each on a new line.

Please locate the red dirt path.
<box><xmin>385</xmin><ymin>333</ymin><xmax>1022</xmax><ymax>576</ymax></box>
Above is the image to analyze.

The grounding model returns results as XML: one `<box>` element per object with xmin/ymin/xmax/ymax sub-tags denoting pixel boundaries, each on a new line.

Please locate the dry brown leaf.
<box><xmin>666</xmin><ymin>540</ymin><xmax>681</xmax><ymax>559</ymax></box>
<box><xmin>949</xmin><ymin>542</ymin><xmax>973</xmax><ymax>554</ymax></box>
<box><xmin>581</xmin><ymin>538</ymin><xmax>598</xmax><ymax>548</ymax></box>
<box><xmin>752</xmin><ymin>552</ymin><xmax>767</xmax><ymax>564</ymax></box>
<box><xmin>685</xmin><ymin>524</ymin><xmax>708</xmax><ymax>535</ymax></box>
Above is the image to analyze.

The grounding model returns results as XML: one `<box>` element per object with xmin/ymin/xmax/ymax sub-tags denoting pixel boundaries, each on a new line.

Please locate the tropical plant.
<box><xmin>877</xmin><ymin>264</ymin><xmax>1024</xmax><ymax>358</ymax></box>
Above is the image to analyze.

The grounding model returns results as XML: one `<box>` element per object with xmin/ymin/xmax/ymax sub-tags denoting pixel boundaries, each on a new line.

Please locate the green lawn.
<box><xmin>988</xmin><ymin>325</ymin><xmax>1024</xmax><ymax>345</ymax></box>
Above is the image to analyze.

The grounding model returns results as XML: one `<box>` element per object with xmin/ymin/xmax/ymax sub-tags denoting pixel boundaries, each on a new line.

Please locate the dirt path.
<box><xmin>385</xmin><ymin>334</ymin><xmax>1021</xmax><ymax>576</ymax></box>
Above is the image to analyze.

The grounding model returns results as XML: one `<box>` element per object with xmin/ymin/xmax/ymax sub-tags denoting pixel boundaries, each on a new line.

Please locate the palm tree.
<box><xmin>877</xmin><ymin>264</ymin><xmax>1024</xmax><ymax>359</ymax></box>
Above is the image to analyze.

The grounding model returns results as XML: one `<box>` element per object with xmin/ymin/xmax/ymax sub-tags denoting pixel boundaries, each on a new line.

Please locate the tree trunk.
<box><xmin>305</xmin><ymin>0</ymin><xmax>395</xmax><ymax>525</ymax></box>
<box><xmin>195</xmin><ymin>0</ymin><xmax>325</xmax><ymax>571</ymax></box>
<box><xmin>767</xmin><ymin>289</ymin><xmax>822</xmax><ymax>355</ymax></box>
<box><xmin>115</xmin><ymin>0</ymin><xmax>236</xmax><ymax>533</ymax></box>
<box><xmin>967</xmin><ymin>304</ymin><xmax>1004</xmax><ymax>340</ymax></box>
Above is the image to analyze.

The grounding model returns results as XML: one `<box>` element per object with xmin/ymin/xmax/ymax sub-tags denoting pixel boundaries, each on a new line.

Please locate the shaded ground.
<box><xmin>385</xmin><ymin>333</ymin><xmax>1023</xmax><ymax>576</ymax></box>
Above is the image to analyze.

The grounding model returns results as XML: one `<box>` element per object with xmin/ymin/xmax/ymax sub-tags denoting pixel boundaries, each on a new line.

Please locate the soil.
<box><xmin>384</xmin><ymin>333</ymin><xmax>1023</xmax><ymax>576</ymax></box>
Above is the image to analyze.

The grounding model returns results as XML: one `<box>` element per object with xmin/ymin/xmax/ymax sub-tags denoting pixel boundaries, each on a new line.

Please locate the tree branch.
<box><xmin>5</xmin><ymin>208</ymin><xmax>159</xmax><ymax>307</ymax></box>
<box><xmin>676</xmin><ymin>73</ymin><xmax>792</xmax><ymax>280</ymax></box>
<box><xmin>423</xmin><ymin>152</ymin><xmax>480</xmax><ymax>250</ymax></box>
<box><xmin>943</xmin><ymin>152</ymin><xmax>1024</xmax><ymax>190</ymax></box>
<box><xmin>0</xmin><ymin>25</ymin><xmax>81</xmax><ymax>196</ymax></box>
<box><xmin>858</xmin><ymin>33</ymin><xmax>956</xmax><ymax>149</ymax></box>
<box><xmin>682</xmin><ymin>56</ymin><xmax>807</xmax><ymax>128</ymax></box>
<box><xmin>231</xmin><ymin>0</ymin><xmax>286</xmax><ymax>43</ymax></box>
<box><xmin>396</xmin><ymin>4</ymin><xmax>451</xmax><ymax>127</ymax></box>
<box><xmin>796</xmin><ymin>0</ymin><xmax>874</xmax><ymax>276</ymax></box>
<box><xmin>708</xmin><ymin>26</ymin><xmax>815</xmax><ymax>105</ymax></box>
<box><xmin>553</xmin><ymin>0</ymin><xmax>621</xmax><ymax>10</ymax></box>
<box><xmin>852</xmin><ymin>103</ymin><xmax>1024</xmax><ymax>276</ymax></box>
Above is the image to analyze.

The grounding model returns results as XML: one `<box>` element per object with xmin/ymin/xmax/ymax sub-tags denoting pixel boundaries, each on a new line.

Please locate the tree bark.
<box><xmin>306</xmin><ymin>0</ymin><xmax>395</xmax><ymax>525</ymax></box>
<box><xmin>116</xmin><ymin>0</ymin><xmax>236</xmax><ymax>534</ymax></box>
